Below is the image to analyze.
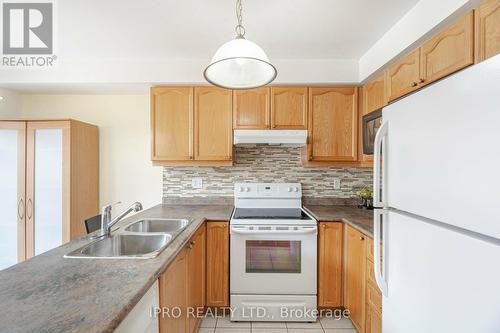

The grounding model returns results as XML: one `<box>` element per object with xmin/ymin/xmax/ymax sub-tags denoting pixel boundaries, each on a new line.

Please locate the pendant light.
<box><xmin>204</xmin><ymin>0</ymin><xmax>277</xmax><ymax>89</ymax></box>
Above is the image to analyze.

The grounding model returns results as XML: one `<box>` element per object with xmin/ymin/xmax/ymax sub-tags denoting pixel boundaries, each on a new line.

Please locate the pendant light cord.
<box><xmin>235</xmin><ymin>0</ymin><xmax>246</xmax><ymax>38</ymax></box>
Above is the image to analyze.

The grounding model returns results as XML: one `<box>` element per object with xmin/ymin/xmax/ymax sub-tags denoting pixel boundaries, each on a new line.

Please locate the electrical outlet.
<box><xmin>333</xmin><ymin>178</ymin><xmax>341</xmax><ymax>190</ymax></box>
<box><xmin>192</xmin><ymin>177</ymin><xmax>203</xmax><ymax>189</ymax></box>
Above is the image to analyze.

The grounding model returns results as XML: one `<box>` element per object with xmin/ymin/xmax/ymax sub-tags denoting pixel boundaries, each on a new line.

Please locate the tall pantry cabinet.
<box><xmin>0</xmin><ymin>120</ymin><xmax>99</xmax><ymax>269</ymax></box>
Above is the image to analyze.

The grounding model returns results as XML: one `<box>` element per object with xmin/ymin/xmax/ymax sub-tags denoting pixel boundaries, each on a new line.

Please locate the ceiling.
<box><xmin>61</xmin><ymin>0</ymin><xmax>418</xmax><ymax>60</ymax></box>
<box><xmin>0</xmin><ymin>0</ymin><xmax>422</xmax><ymax>93</ymax></box>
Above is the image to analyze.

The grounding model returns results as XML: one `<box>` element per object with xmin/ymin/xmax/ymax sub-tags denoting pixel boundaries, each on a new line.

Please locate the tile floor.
<box><xmin>198</xmin><ymin>315</ymin><xmax>357</xmax><ymax>333</ymax></box>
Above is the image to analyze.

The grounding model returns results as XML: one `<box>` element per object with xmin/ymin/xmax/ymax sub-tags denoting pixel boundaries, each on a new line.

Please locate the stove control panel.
<box><xmin>234</xmin><ymin>183</ymin><xmax>302</xmax><ymax>198</ymax></box>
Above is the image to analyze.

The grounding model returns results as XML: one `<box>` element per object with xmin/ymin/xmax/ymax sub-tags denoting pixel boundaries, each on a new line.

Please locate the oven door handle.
<box><xmin>230</xmin><ymin>227</ymin><xmax>317</xmax><ymax>235</ymax></box>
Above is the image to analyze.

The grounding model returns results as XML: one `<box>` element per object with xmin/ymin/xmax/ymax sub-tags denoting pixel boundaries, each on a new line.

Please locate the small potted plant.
<box><xmin>356</xmin><ymin>188</ymin><xmax>374</xmax><ymax>210</ymax></box>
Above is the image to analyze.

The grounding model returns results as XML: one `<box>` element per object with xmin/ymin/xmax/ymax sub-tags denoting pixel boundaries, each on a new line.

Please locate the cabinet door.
<box><xmin>363</xmin><ymin>74</ymin><xmax>386</xmax><ymax>114</ymax></box>
<box><xmin>308</xmin><ymin>87</ymin><xmax>358</xmax><ymax>162</ymax></box>
<box><xmin>474</xmin><ymin>0</ymin><xmax>500</xmax><ymax>62</ymax></box>
<box><xmin>318</xmin><ymin>222</ymin><xmax>343</xmax><ymax>307</ymax></box>
<box><xmin>151</xmin><ymin>87</ymin><xmax>194</xmax><ymax>161</ymax></box>
<box><xmin>26</xmin><ymin>121</ymin><xmax>70</xmax><ymax>258</ymax></box>
<box><xmin>233</xmin><ymin>88</ymin><xmax>270</xmax><ymax>129</ymax></box>
<box><xmin>386</xmin><ymin>49</ymin><xmax>420</xmax><ymax>101</ymax></box>
<box><xmin>194</xmin><ymin>88</ymin><xmax>233</xmax><ymax>161</ymax></box>
<box><xmin>206</xmin><ymin>221</ymin><xmax>229</xmax><ymax>307</ymax></box>
<box><xmin>187</xmin><ymin>225</ymin><xmax>205</xmax><ymax>333</ymax></box>
<box><xmin>420</xmin><ymin>12</ymin><xmax>474</xmax><ymax>85</ymax></box>
<box><xmin>0</xmin><ymin>122</ymin><xmax>26</xmax><ymax>269</ymax></box>
<box><xmin>159</xmin><ymin>249</ymin><xmax>188</xmax><ymax>333</ymax></box>
<box><xmin>271</xmin><ymin>87</ymin><xmax>308</xmax><ymax>129</ymax></box>
<box><xmin>365</xmin><ymin>302</ymin><xmax>382</xmax><ymax>333</ymax></box>
<box><xmin>345</xmin><ymin>226</ymin><xmax>367</xmax><ymax>332</ymax></box>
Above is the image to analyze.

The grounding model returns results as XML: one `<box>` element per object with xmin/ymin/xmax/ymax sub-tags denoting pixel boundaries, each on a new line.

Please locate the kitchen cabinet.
<box><xmin>318</xmin><ymin>222</ymin><xmax>343</xmax><ymax>307</ymax></box>
<box><xmin>365</xmin><ymin>237</ymin><xmax>382</xmax><ymax>333</ymax></box>
<box><xmin>0</xmin><ymin>120</ymin><xmax>98</xmax><ymax>267</ymax></box>
<box><xmin>363</xmin><ymin>74</ymin><xmax>386</xmax><ymax>114</ymax></box>
<box><xmin>206</xmin><ymin>221</ymin><xmax>229</xmax><ymax>307</ymax></box>
<box><xmin>271</xmin><ymin>87</ymin><xmax>308</xmax><ymax>129</ymax></box>
<box><xmin>187</xmin><ymin>225</ymin><xmax>206</xmax><ymax>333</ymax></box>
<box><xmin>151</xmin><ymin>87</ymin><xmax>232</xmax><ymax>166</ymax></box>
<box><xmin>474</xmin><ymin>0</ymin><xmax>500</xmax><ymax>63</ymax></box>
<box><xmin>386</xmin><ymin>49</ymin><xmax>421</xmax><ymax>102</ymax></box>
<box><xmin>233</xmin><ymin>88</ymin><xmax>270</xmax><ymax>129</ymax></box>
<box><xmin>159</xmin><ymin>224</ymin><xmax>206</xmax><ymax>333</ymax></box>
<box><xmin>307</xmin><ymin>87</ymin><xmax>358</xmax><ymax>163</ymax></box>
<box><xmin>194</xmin><ymin>87</ymin><xmax>233</xmax><ymax>162</ymax></box>
<box><xmin>420</xmin><ymin>12</ymin><xmax>474</xmax><ymax>86</ymax></box>
<box><xmin>344</xmin><ymin>225</ymin><xmax>367</xmax><ymax>332</ymax></box>
<box><xmin>159</xmin><ymin>248</ymin><xmax>188</xmax><ymax>333</ymax></box>
<box><xmin>151</xmin><ymin>87</ymin><xmax>193</xmax><ymax>161</ymax></box>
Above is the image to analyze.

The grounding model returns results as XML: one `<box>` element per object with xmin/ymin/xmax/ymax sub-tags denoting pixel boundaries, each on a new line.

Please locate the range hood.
<box><xmin>233</xmin><ymin>130</ymin><xmax>307</xmax><ymax>146</ymax></box>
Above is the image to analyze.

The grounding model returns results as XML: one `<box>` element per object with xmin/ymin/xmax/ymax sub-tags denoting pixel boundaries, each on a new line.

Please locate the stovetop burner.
<box><xmin>232</xmin><ymin>208</ymin><xmax>312</xmax><ymax>220</ymax></box>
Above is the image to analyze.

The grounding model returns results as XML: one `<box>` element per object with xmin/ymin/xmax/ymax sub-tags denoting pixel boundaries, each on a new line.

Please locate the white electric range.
<box><xmin>230</xmin><ymin>183</ymin><xmax>317</xmax><ymax>322</ymax></box>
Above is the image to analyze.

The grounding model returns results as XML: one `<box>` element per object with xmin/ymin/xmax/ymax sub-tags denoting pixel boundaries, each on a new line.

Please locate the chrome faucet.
<box><xmin>99</xmin><ymin>201</ymin><xmax>143</xmax><ymax>237</ymax></box>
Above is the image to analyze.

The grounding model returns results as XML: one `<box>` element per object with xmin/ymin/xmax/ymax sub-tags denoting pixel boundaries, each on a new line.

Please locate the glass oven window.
<box><xmin>245</xmin><ymin>240</ymin><xmax>301</xmax><ymax>273</ymax></box>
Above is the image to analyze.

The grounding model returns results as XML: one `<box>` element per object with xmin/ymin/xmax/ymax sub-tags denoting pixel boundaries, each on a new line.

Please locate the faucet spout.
<box><xmin>99</xmin><ymin>201</ymin><xmax>143</xmax><ymax>237</ymax></box>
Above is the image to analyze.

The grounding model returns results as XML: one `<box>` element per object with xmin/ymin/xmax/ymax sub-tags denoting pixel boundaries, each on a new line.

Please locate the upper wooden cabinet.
<box><xmin>206</xmin><ymin>221</ymin><xmax>229</xmax><ymax>307</ymax></box>
<box><xmin>308</xmin><ymin>87</ymin><xmax>358</xmax><ymax>162</ymax></box>
<box><xmin>363</xmin><ymin>74</ymin><xmax>387</xmax><ymax>114</ymax></box>
<box><xmin>475</xmin><ymin>0</ymin><xmax>500</xmax><ymax>62</ymax></box>
<box><xmin>151</xmin><ymin>87</ymin><xmax>193</xmax><ymax>161</ymax></box>
<box><xmin>233</xmin><ymin>88</ymin><xmax>270</xmax><ymax>129</ymax></box>
<box><xmin>344</xmin><ymin>225</ymin><xmax>367</xmax><ymax>333</ymax></box>
<box><xmin>420</xmin><ymin>12</ymin><xmax>474</xmax><ymax>86</ymax></box>
<box><xmin>194</xmin><ymin>87</ymin><xmax>233</xmax><ymax>161</ymax></box>
<box><xmin>271</xmin><ymin>87</ymin><xmax>308</xmax><ymax>129</ymax></box>
<box><xmin>386</xmin><ymin>49</ymin><xmax>421</xmax><ymax>102</ymax></box>
<box><xmin>318</xmin><ymin>222</ymin><xmax>343</xmax><ymax>307</ymax></box>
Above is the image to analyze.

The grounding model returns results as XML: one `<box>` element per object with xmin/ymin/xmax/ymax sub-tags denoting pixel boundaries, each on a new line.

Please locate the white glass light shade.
<box><xmin>204</xmin><ymin>38</ymin><xmax>277</xmax><ymax>89</ymax></box>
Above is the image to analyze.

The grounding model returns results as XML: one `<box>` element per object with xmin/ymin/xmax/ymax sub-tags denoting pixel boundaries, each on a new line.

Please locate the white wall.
<box><xmin>0</xmin><ymin>88</ymin><xmax>22</xmax><ymax>119</ymax></box>
<box><xmin>359</xmin><ymin>0</ymin><xmax>480</xmax><ymax>81</ymax></box>
<box><xmin>20</xmin><ymin>94</ymin><xmax>163</xmax><ymax>210</ymax></box>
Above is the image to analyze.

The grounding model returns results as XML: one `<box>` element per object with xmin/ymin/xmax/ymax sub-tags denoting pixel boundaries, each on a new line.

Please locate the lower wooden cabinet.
<box><xmin>159</xmin><ymin>225</ymin><xmax>206</xmax><ymax>333</ymax></box>
<box><xmin>365</xmin><ymin>302</ymin><xmax>382</xmax><ymax>333</ymax></box>
<box><xmin>318</xmin><ymin>222</ymin><xmax>343</xmax><ymax>307</ymax></box>
<box><xmin>344</xmin><ymin>225</ymin><xmax>367</xmax><ymax>332</ymax></box>
<box><xmin>206</xmin><ymin>221</ymin><xmax>229</xmax><ymax>307</ymax></box>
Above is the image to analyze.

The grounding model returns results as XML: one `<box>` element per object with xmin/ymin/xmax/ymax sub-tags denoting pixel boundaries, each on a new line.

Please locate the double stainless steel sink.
<box><xmin>65</xmin><ymin>218</ymin><xmax>191</xmax><ymax>259</ymax></box>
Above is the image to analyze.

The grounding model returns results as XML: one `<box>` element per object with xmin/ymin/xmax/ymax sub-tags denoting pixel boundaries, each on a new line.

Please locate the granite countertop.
<box><xmin>0</xmin><ymin>202</ymin><xmax>373</xmax><ymax>333</ymax></box>
<box><xmin>304</xmin><ymin>205</ymin><xmax>374</xmax><ymax>237</ymax></box>
<box><xmin>0</xmin><ymin>204</ymin><xmax>233</xmax><ymax>333</ymax></box>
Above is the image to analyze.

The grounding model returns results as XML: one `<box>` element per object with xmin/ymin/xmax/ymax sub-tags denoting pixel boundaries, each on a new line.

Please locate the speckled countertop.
<box><xmin>0</xmin><ymin>204</ymin><xmax>233</xmax><ymax>333</ymax></box>
<box><xmin>0</xmin><ymin>203</ymin><xmax>373</xmax><ymax>333</ymax></box>
<box><xmin>304</xmin><ymin>205</ymin><xmax>374</xmax><ymax>237</ymax></box>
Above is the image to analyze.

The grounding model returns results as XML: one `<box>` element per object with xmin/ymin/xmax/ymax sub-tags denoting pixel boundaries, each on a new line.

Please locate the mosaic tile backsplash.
<box><xmin>162</xmin><ymin>145</ymin><xmax>373</xmax><ymax>198</ymax></box>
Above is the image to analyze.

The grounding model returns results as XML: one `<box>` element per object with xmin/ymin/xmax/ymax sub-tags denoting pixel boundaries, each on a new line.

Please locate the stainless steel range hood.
<box><xmin>233</xmin><ymin>130</ymin><xmax>307</xmax><ymax>146</ymax></box>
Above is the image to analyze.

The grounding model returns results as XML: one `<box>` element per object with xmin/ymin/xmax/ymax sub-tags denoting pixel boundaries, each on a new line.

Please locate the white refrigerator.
<box><xmin>372</xmin><ymin>55</ymin><xmax>500</xmax><ymax>333</ymax></box>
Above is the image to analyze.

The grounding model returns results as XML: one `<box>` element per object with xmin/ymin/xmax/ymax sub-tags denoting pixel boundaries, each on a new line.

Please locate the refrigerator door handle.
<box><xmin>373</xmin><ymin>121</ymin><xmax>388</xmax><ymax>207</ymax></box>
<box><xmin>374</xmin><ymin>208</ymin><xmax>389</xmax><ymax>296</ymax></box>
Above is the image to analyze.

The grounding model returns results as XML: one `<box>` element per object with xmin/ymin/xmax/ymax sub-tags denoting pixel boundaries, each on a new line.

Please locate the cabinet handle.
<box><xmin>223</xmin><ymin>224</ymin><xmax>227</xmax><ymax>228</ymax></box>
<box><xmin>188</xmin><ymin>244</ymin><xmax>193</xmax><ymax>249</ymax></box>
<box><xmin>411</xmin><ymin>82</ymin><xmax>418</xmax><ymax>87</ymax></box>
<box><xmin>419</xmin><ymin>78</ymin><xmax>425</xmax><ymax>84</ymax></box>
<box><xmin>190</xmin><ymin>240</ymin><xmax>196</xmax><ymax>245</ymax></box>
<box><xmin>189</xmin><ymin>156</ymin><xmax>194</xmax><ymax>160</ymax></box>
<box><xmin>18</xmin><ymin>198</ymin><xmax>25</xmax><ymax>220</ymax></box>
<box><xmin>322</xmin><ymin>224</ymin><xmax>326</xmax><ymax>228</ymax></box>
<box><xmin>27</xmin><ymin>198</ymin><xmax>33</xmax><ymax>220</ymax></box>
<box><xmin>360</xmin><ymin>236</ymin><xmax>365</xmax><ymax>241</ymax></box>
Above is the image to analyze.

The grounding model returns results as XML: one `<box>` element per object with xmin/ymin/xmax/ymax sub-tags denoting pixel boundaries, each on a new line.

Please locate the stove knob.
<box><xmin>245</xmin><ymin>187</ymin><xmax>250</xmax><ymax>192</ymax></box>
<box><xmin>239</xmin><ymin>187</ymin><xmax>244</xmax><ymax>192</ymax></box>
<box><xmin>293</xmin><ymin>187</ymin><xmax>299</xmax><ymax>192</ymax></box>
<box><xmin>287</xmin><ymin>187</ymin><xmax>292</xmax><ymax>192</ymax></box>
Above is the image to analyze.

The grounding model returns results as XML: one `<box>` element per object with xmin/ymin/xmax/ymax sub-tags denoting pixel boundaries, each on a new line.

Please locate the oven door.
<box><xmin>230</xmin><ymin>224</ymin><xmax>317</xmax><ymax>295</ymax></box>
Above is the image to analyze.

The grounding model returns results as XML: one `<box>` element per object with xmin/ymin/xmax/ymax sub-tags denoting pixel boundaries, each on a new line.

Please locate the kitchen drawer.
<box><xmin>366</xmin><ymin>281</ymin><xmax>382</xmax><ymax>314</ymax></box>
